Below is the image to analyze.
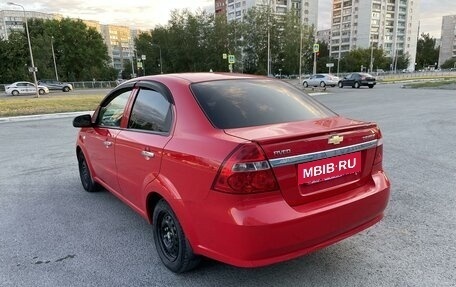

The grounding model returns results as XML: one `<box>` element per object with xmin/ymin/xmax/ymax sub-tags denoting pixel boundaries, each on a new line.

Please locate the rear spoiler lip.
<box><xmin>269</xmin><ymin>139</ymin><xmax>378</xmax><ymax>168</ymax></box>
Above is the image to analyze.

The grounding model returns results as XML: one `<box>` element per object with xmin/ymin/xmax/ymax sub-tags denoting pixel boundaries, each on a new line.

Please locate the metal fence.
<box><xmin>0</xmin><ymin>81</ymin><xmax>119</xmax><ymax>92</ymax></box>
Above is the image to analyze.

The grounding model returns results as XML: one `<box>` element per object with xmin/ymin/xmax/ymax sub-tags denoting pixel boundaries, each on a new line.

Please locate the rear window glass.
<box><xmin>191</xmin><ymin>79</ymin><xmax>335</xmax><ymax>129</ymax></box>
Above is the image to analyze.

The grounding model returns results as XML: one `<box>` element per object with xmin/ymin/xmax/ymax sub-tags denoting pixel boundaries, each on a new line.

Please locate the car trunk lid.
<box><xmin>224</xmin><ymin>117</ymin><xmax>381</xmax><ymax>206</ymax></box>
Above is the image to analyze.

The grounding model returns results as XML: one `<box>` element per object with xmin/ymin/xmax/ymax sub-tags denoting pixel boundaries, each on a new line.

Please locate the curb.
<box><xmin>0</xmin><ymin>111</ymin><xmax>93</xmax><ymax>123</ymax></box>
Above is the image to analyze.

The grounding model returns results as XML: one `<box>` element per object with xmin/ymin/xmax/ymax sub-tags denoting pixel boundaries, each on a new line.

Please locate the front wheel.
<box><xmin>338</xmin><ymin>81</ymin><xmax>343</xmax><ymax>88</ymax></box>
<box><xmin>303</xmin><ymin>81</ymin><xmax>308</xmax><ymax>88</ymax></box>
<box><xmin>353</xmin><ymin>82</ymin><xmax>360</xmax><ymax>89</ymax></box>
<box><xmin>153</xmin><ymin>200</ymin><xmax>200</xmax><ymax>273</ymax></box>
<box><xmin>77</xmin><ymin>151</ymin><xmax>100</xmax><ymax>192</ymax></box>
<box><xmin>38</xmin><ymin>89</ymin><xmax>45</xmax><ymax>95</ymax></box>
<box><xmin>12</xmin><ymin>90</ymin><xmax>19</xmax><ymax>96</ymax></box>
<box><xmin>63</xmin><ymin>86</ymin><xmax>70</xmax><ymax>92</ymax></box>
<box><xmin>368</xmin><ymin>85</ymin><xmax>374</xmax><ymax>89</ymax></box>
<box><xmin>320</xmin><ymin>81</ymin><xmax>326</xmax><ymax>87</ymax></box>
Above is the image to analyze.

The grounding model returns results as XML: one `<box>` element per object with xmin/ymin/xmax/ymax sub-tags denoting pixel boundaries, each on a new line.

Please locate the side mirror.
<box><xmin>73</xmin><ymin>114</ymin><xmax>93</xmax><ymax>128</ymax></box>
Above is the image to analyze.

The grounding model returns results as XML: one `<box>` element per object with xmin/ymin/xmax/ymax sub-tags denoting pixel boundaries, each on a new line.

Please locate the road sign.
<box><xmin>141</xmin><ymin>55</ymin><xmax>146</xmax><ymax>60</ymax></box>
<box><xmin>223</xmin><ymin>53</ymin><xmax>227</xmax><ymax>59</ymax></box>
<box><xmin>313</xmin><ymin>43</ymin><xmax>319</xmax><ymax>53</ymax></box>
<box><xmin>326</xmin><ymin>63</ymin><xmax>334</xmax><ymax>68</ymax></box>
<box><xmin>228</xmin><ymin>55</ymin><xmax>235</xmax><ymax>64</ymax></box>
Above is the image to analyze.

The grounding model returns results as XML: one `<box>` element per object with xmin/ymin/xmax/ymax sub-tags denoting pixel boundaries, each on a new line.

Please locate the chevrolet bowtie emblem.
<box><xmin>328</xmin><ymin>135</ymin><xmax>344</xmax><ymax>145</ymax></box>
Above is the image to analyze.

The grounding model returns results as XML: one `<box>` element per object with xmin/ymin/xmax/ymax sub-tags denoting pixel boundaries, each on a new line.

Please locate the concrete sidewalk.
<box><xmin>0</xmin><ymin>111</ymin><xmax>92</xmax><ymax>123</ymax></box>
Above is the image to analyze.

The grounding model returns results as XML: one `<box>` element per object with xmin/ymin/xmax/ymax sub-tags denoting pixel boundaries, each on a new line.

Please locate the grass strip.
<box><xmin>0</xmin><ymin>95</ymin><xmax>104</xmax><ymax>117</ymax></box>
<box><xmin>403</xmin><ymin>80</ymin><xmax>456</xmax><ymax>89</ymax></box>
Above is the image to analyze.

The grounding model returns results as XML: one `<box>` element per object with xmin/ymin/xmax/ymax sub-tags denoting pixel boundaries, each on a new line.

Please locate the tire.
<box><xmin>63</xmin><ymin>86</ymin><xmax>70</xmax><ymax>92</ymax></box>
<box><xmin>12</xmin><ymin>90</ymin><xmax>19</xmax><ymax>96</ymax></box>
<box><xmin>303</xmin><ymin>81</ymin><xmax>308</xmax><ymax>88</ymax></box>
<box><xmin>354</xmin><ymin>82</ymin><xmax>360</xmax><ymax>89</ymax></box>
<box><xmin>153</xmin><ymin>199</ymin><xmax>200</xmax><ymax>273</ymax></box>
<box><xmin>38</xmin><ymin>89</ymin><xmax>45</xmax><ymax>95</ymax></box>
<box><xmin>338</xmin><ymin>81</ymin><xmax>343</xmax><ymax>88</ymax></box>
<box><xmin>320</xmin><ymin>81</ymin><xmax>326</xmax><ymax>87</ymax></box>
<box><xmin>77</xmin><ymin>151</ymin><xmax>100</xmax><ymax>192</ymax></box>
<box><xmin>368</xmin><ymin>85</ymin><xmax>374</xmax><ymax>89</ymax></box>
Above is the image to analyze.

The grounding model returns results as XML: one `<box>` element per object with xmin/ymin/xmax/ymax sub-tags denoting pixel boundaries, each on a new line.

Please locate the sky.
<box><xmin>1</xmin><ymin>0</ymin><xmax>454</xmax><ymax>38</ymax></box>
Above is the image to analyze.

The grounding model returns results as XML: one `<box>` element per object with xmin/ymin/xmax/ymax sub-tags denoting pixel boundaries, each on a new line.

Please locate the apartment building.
<box><xmin>223</xmin><ymin>0</ymin><xmax>318</xmax><ymax>27</ymax></box>
<box><xmin>329</xmin><ymin>0</ymin><xmax>420</xmax><ymax>71</ymax></box>
<box><xmin>100</xmin><ymin>24</ymin><xmax>136</xmax><ymax>71</ymax></box>
<box><xmin>438</xmin><ymin>15</ymin><xmax>456</xmax><ymax>67</ymax></box>
<box><xmin>0</xmin><ymin>9</ymin><xmax>61</xmax><ymax>40</ymax></box>
<box><xmin>317</xmin><ymin>29</ymin><xmax>331</xmax><ymax>44</ymax></box>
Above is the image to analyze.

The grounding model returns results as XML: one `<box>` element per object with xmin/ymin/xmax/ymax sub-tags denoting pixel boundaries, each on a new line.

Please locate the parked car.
<box><xmin>302</xmin><ymin>74</ymin><xmax>340</xmax><ymax>87</ymax></box>
<box><xmin>5</xmin><ymin>81</ymin><xmax>49</xmax><ymax>96</ymax></box>
<box><xmin>38</xmin><ymin>79</ymin><xmax>73</xmax><ymax>92</ymax></box>
<box><xmin>338</xmin><ymin>73</ymin><xmax>377</xmax><ymax>88</ymax></box>
<box><xmin>73</xmin><ymin>73</ymin><xmax>390</xmax><ymax>273</ymax></box>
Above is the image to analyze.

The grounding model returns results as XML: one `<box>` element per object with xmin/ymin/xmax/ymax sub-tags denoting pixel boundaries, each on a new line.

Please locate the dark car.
<box><xmin>38</xmin><ymin>79</ymin><xmax>73</xmax><ymax>92</ymax></box>
<box><xmin>338</xmin><ymin>73</ymin><xmax>376</xmax><ymax>89</ymax></box>
<box><xmin>73</xmin><ymin>73</ymin><xmax>390</xmax><ymax>273</ymax></box>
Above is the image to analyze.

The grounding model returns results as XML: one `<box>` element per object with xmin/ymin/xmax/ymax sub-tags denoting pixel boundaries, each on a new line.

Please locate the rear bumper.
<box><xmin>191</xmin><ymin>172</ymin><xmax>390</xmax><ymax>268</ymax></box>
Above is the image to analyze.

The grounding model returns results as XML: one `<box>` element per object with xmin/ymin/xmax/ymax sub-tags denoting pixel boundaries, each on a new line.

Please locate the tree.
<box><xmin>0</xmin><ymin>32</ymin><xmax>29</xmax><ymax>83</ymax></box>
<box><xmin>1</xmin><ymin>18</ymin><xmax>115</xmax><ymax>82</ymax></box>
<box><xmin>416</xmin><ymin>33</ymin><xmax>439</xmax><ymax>70</ymax></box>
<box><xmin>441</xmin><ymin>58</ymin><xmax>456</xmax><ymax>69</ymax></box>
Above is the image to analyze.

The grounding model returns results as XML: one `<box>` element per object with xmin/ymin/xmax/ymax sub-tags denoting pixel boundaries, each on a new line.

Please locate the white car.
<box><xmin>302</xmin><ymin>74</ymin><xmax>340</xmax><ymax>88</ymax></box>
<box><xmin>5</xmin><ymin>81</ymin><xmax>50</xmax><ymax>96</ymax></box>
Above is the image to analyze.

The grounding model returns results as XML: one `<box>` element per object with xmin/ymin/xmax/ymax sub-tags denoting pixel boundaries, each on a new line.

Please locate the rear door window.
<box><xmin>191</xmin><ymin>79</ymin><xmax>335</xmax><ymax>129</ymax></box>
<box><xmin>128</xmin><ymin>88</ymin><xmax>172</xmax><ymax>134</ymax></box>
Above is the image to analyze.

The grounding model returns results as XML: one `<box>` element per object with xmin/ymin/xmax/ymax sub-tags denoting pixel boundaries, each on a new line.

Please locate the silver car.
<box><xmin>302</xmin><ymin>74</ymin><xmax>340</xmax><ymax>88</ymax></box>
<box><xmin>5</xmin><ymin>81</ymin><xmax>50</xmax><ymax>96</ymax></box>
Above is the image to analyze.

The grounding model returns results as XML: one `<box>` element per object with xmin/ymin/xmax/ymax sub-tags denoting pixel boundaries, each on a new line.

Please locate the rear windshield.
<box><xmin>191</xmin><ymin>79</ymin><xmax>336</xmax><ymax>129</ymax></box>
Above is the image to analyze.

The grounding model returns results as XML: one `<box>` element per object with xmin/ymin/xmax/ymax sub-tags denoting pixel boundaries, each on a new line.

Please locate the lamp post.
<box><xmin>267</xmin><ymin>0</ymin><xmax>271</xmax><ymax>76</ymax></box>
<box><xmin>299</xmin><ymin>24</ymin><xmax>303</xmax><ymax>82</ymax></box>
<box><xmin>8</xmin><ymin>2</ymin><xmax>39</xmax><ymax>98</ymax></box>
<box><xmin>151</xmin><ymin>43</ymin><xmax>163</xmax><ymax>74</ymax></box>
<box><xmin>51</xmin><ymin>36</ymin><xmax>58</xmax><ymax>81</ymax></box>
<box><xmin>369</xmin><ymin>37</ymin><xmax>374</xmax><ymax>74</ymax></box>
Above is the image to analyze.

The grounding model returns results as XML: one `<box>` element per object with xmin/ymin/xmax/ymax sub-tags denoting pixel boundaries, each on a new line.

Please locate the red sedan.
<box><xmin>73</xmin><ymin>73</ymin><xmax>390</xmax><ymax>273</ymax></box>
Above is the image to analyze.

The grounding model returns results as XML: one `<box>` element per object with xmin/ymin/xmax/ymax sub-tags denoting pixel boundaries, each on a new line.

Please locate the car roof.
<box><xmin>128</xmin><ymin>73</ymin><xmax>265</xmax><ymax>84</ymax></box>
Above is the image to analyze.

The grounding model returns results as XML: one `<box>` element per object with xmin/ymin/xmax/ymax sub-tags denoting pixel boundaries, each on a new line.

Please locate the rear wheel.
<box><xmin>338</xmin><ymin>81</ymin><xmax>343</xmax><ymax>88</ymax></box>
<box><xmin>77</xmin><ymin>151</ymin><xmax>100</xmax><ymax>192</ymax></box>
<box><xmin>303</xmin><ymin>81</ymin><xmax>308</xmax><ymax>88</ymax></box>
<box><xmin>153</xmin><ymin>199</ymin><xmax>200</xmax><ymax>273</ymax></box>
<box><xmin>354</xmin><ymin>82</ymin><xmax>360</xmax><ymax>89</ymax></box>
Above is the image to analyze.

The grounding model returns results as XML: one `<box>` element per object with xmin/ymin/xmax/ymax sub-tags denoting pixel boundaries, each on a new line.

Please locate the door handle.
<box><xmin>141</xmin><ymin>150</ymin><xmax>155</xmax><ymax>160</ymax></box>
<box><xmin>103</xmin><ymin>141</ymin><xmax>113</xmax><ymax>147</ymax></box>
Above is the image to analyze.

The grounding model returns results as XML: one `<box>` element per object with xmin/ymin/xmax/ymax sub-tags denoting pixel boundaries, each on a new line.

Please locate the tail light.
<box><xmin>213</xmin><ymin>143</ymin><xmax>279</xmax><ymax>194</ymax></box>
<box><xmin>372</xmin><ymin>131</ymin><xmax>384</xmax><ymax>173</ymax></box>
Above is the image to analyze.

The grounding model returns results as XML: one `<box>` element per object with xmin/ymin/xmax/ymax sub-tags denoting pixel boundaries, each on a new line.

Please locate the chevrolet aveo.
<box><xmin>73</xmin><ymin>73</ymin><xmax>390</xmax><ymax>273</ymax></box>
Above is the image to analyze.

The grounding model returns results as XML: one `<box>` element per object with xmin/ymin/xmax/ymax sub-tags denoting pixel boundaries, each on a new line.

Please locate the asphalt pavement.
<box><xmin>0</xmin><ymin>84</ymin><xmax>455</xmax><ymax>286</ymax></box>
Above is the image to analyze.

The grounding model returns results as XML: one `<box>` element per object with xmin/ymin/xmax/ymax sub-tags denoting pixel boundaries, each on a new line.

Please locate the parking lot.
<box><xmin>0</xmin><ymin>83</ymin><xmax>455</xmax><ymax>286</ymax></box>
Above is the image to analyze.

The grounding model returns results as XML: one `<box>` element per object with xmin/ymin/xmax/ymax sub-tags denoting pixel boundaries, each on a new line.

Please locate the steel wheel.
<box><xmin>77</xmin><ymin>151</ymin><xmax>99</xmax><ymax>192</ymax></box>
<box><xmin>153</xmin><ymin>199</ymin><xmax>200</xmax><ymax>273</ymax></box>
